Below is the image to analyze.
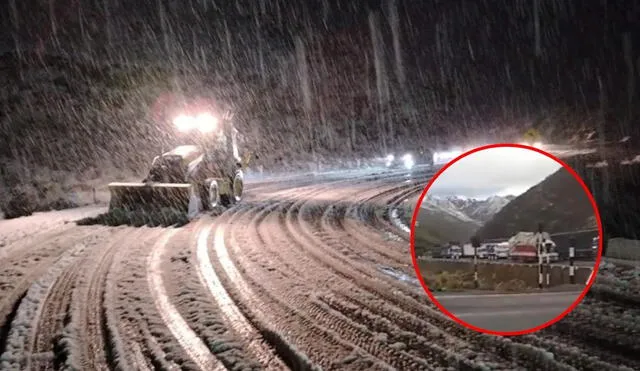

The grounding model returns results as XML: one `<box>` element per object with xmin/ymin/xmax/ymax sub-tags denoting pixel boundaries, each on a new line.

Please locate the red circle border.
<box><xmin>409</xmin><ymin>142</ymin><xmax>604</xmax><ymax>336</ymax></box>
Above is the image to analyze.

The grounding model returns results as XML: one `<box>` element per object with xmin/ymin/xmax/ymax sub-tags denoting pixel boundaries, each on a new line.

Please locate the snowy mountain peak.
<box><xmin>422</xmin><ymin>194</ymin><xmax>514</xmax><ymax>223</ymax></box>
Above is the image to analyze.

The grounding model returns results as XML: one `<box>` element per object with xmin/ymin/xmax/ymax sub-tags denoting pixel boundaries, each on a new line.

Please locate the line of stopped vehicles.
<box><xmin>431</xmin><ymin>231</ymin><xmax>599</xmax><ymax>263</ymax></box>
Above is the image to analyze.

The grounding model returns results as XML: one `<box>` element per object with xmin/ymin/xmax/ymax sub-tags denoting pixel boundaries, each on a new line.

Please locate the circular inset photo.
<box><xmin>410</xmin><ymin>143</ymin><xmax>603</xmax><ymax>336</ymax></box>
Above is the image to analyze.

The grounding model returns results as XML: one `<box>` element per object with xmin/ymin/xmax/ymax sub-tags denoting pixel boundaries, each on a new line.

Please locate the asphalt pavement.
<box><xmin>434</xmin><ymin>289</ymin><xmax>583</xmax><ymax>332</ymax></box>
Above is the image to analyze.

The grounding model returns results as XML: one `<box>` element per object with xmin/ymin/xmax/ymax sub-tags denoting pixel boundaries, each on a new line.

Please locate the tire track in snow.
<box><xmin>0</xmin><ymin>228</ymin><xmax>106</xmax><ymax>337</ymax></box>
<box><xmin>270</xmin><ymin>200</ymin><xmax>482</xmax><ymax>368</ymax></box>
<box><xmin>31</xmin><ymin>250</ymin><xmax>84</xmax><ymax>370</ymax></box>
<box><xmin>196</xmin><ymin>223</ymin><xmax>303</xmax><ymax>370</ymax></box>
<box><xmin>58</xmin><ymin>227</ymin><xmax>152</xmax><ymax>371</ymax></box>
<box><xmin>222</xmin><ymin>213</ymin><xmax>393</xmax><ymax>370</ymax></box>
<box><xmin>147</xmin><ymin>228</ymin><xmax>226</xmax><ymax>371</ymax></box>
<box><xmin>0</xmin><ymin>242</ymin><xmax>87</xmax><ymax>370</ymax></box>
<box><xmin>230</xmin><ymin>188</ymin><xmax>441</xmax><ymax>368</ymax></box>
<box><xmin>274</xmin><ymin>182</ymin><xmax>578</xmax><ymax>370</ymax></box>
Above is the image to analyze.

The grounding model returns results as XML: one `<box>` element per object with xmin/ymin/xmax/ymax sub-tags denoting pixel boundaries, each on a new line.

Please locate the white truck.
<box><xmin>462</xmin><ymin>243</ymin><xmax>476</xmax><ymax>258</ymax></box>
<box><xmin>446</xmin><ymin>245</ymin><xmax>463</xmax><ymax>259</ymax></box>
<box><xmin>480</xmin><ymin>242</ymin><xmax>511</xmax><ymax>260</ymax></box>
<box><xmin>494</xmin><ymin>242</ymin><xmax>511</xmax><ymax>259</ymax></box>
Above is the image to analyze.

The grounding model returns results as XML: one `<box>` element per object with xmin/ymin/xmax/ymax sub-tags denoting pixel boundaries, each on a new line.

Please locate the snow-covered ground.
<box><xmin>1</xmin><ymin>165</ymin><xmax>639</xmax><ymax>370</ymax></box>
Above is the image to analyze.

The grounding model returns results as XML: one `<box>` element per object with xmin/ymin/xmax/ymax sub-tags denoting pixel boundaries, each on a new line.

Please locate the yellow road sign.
<box><xmin>523</xmin><ymin>128</ymin><xmax>541</xmax><ymax>143</ymax></box>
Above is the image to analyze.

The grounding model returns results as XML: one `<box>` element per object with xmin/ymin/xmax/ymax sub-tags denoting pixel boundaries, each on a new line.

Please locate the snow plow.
<box><xmin>107</xmin><ymin>110</ymin><xmax>249</xmax><ymax>220</ymax></box>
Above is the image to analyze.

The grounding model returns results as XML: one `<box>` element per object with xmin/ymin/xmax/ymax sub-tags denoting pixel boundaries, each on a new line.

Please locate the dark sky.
<box><xmin>1</xmin><ymin>0</ymin><xmax>638</xmax><ymax>131</ymax></box>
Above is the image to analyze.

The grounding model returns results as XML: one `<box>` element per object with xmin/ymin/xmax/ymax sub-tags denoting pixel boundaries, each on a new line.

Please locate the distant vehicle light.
<box><xmin>433</xmin><ymin>150</ymin><xmax>462</xmax><ymax>164</ymax></box>
<box><xmin>385</xmin><ymin>154</ymin><xmax>395</xmax><ymax>167</ymax></box>
<box><xmin>402</xmin><ymin>153</ymin><xmax>415</xmax><ymax>169</ymax></box>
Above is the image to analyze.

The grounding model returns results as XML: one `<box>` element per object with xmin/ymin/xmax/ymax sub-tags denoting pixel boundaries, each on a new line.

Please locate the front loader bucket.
<box><xmin>108</xmin><ymin>182</ymin><xmax>200</xmax><ymax>221</ymax></box>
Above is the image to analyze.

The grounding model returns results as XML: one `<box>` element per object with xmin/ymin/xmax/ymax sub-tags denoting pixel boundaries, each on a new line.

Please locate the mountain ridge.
<box><xmin>422</xmin><ymin>194</ymin><xmax>515</xmax><ymax>224</ymax></box>
<box><xmin>476</xmin><ymin>167</ymin><xmax>598</xmax><ymax>240</ymax></box>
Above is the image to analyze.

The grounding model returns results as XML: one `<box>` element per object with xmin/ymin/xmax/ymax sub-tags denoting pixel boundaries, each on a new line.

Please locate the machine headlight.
<box><xmin>402</xmin><ymin>153</ymin><xmax>415</xmax><ymax>169</ymax></box>
<box><xmin>195</xmin><ymin>113</ymin><xmax>218</xmax><ymax>133</ymax></box>
<box><xmin>173</xmin><ymin>113</ymin><xmax>219</xmax><ymax>133</ymax></box>
<box><xmin>173</xmin><ymin>114</ymin><xmax>194</xmax><ymax>132</ymax></box>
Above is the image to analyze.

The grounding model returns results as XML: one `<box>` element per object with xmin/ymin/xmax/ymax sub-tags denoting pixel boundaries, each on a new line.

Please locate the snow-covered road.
<box><xmin>0</xmin><ymin>166</ymin><xmax>638</xmax><ymax>370</ymax></box>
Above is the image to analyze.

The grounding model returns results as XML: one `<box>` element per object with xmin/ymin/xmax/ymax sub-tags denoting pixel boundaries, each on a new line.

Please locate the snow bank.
<box><xmin>606</xmin><ymin>238</ymin><xmax>640</xmax><ymax>260</ymax></box>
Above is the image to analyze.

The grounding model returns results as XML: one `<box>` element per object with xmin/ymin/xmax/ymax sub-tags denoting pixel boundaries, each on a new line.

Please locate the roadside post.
<box><xmin>474</xmin><ymin>249</ymin><xmax>478</xmax><ymax>288</ymax></box>
<box><xmin>544</xmin><ymin>240</ymin><xmax>552</xmax><ymax>287</ymax></box>
<box><xmin>569</xmin><ymin>237</ymin><xmax>576</xmax><ymax>284</ymax></box>
<box><xmin>536</xmin><ymin>223</ymin><xmax>544</xmax><ymax>289</ymax></box>
<box><xmin>470</xmin><ymin>236</ymin><xmax>481</xmax><ymax>289</ymax></box>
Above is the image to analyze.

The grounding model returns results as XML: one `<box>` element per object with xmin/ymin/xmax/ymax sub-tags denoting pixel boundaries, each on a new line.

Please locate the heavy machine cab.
<box><xmin>108</xmin><ymin>111</ymin><xmax>249</xmax><ymax>218</ymax></box>
<box><xmin>146</xmin><ymin>145</ymin><xmax>204</xmax><ymax>184</ymax></box>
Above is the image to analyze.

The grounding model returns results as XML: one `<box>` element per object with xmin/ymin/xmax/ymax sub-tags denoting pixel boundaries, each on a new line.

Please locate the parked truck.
<box><xmin>508</xmin><ymin>231</ymin><xmax>559</xmax><ymax>263</ymax></box>
<box><xmin>462</xmin><ymin>243</ymin><xmax>476</xmax><ymax>258</ymax></box>
<box><xmin>480</xmin><ymin>242</ymin><xmax>511</xmax><ymax>260</ymax></box>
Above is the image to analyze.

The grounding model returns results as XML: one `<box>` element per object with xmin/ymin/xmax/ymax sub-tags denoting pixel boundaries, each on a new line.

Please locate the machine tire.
<box><xmin>205</xmin><ymin>179</ymin><xmax>220</xmax><ymax>209</ymax></box>
<box><xmin>232</xmin><ymin>170</ymin><xmax>244</xmax><ymax>203</ymax></box>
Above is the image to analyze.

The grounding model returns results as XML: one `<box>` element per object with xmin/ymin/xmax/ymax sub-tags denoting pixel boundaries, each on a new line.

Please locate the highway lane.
<box><xmin>434</xmin><ymin>290</ymin><xmax>583</xmax><ymax>332</ymax></box>
<box><xmin>420</xmin><ymin>256</ymin><xmax>597</xmax><ymax>267</ymax></box>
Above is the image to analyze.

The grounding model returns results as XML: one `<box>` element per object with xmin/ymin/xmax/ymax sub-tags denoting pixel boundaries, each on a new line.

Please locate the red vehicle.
<box><xmin>507</xmin><ymin>232</ymin><xmax>560</xmax><ymax>263</ymax></box>
<box><xmin>510</xmin><ymin>244</ymin><xmax>539</xmax><ymax>263</ymax></box>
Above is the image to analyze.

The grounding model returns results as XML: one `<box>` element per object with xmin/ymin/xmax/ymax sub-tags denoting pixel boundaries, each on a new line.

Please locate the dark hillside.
<box><xmin>477</xmin><ymin>167</ymin><xmax>596</xmax><ymax>240</ymax></box>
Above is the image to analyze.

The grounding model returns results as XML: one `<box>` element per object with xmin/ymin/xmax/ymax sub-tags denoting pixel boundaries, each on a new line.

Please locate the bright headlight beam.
<box><xmin>433</xmin><ymin>150</ymin><xmax>462</xmax><ymax>164</ymax></box>
<box><xmin>385</xmin><ymin>154</ymin><xmax>395</xmax><ymax>167</ymax></box>
<box><xmin>195</xmin><ymin>113</ymin><xmax>218</xmax><ymax>133</ymax></box>
<box><xmin>173</xmin><ymin>114</ymin><xmax>194</xmax><ymax>132</ymax></box>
